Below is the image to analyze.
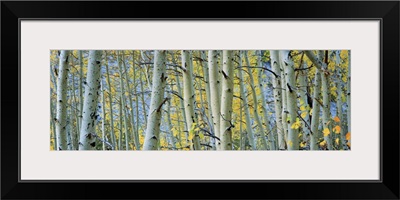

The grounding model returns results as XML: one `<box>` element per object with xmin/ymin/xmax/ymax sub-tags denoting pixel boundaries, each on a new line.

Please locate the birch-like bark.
<box><xmin>143</xmin><ymin>50</ymin><xmax>168</xmax><ymax>150</ymax></box>
<box><xmin>319</xmin><ymin>51</ymin><xmax>333</xmax><ymax>150</ymax></box>
<box><xmin>280</xmin><ymin>61</ymin><xmax>289</xmax><ymax>148</ymax></box>
<box><xmin>182</xmin><ymin>50</ymin><xmax>201</xmax><ymax>150</ymax></box>
<box><xmin>335</xmin><ymin>51</ymin><xmax>347</xmax><ymax>150</ymax></box>
<box><xmin>257</xmin><ymin>51</ymin><xmax>275</xmax><ymax>150</ymax></box>
<box><xmin>310</xmin><ymin>69</ymin><xmax>322</xmax><ymax>150</ymax></box>
<box><xmin>238</xmin><ymin>51</ymin><xmax>256</xmax><ymax>150</ymax></box>
<box><xmin>55</xmin><ymin>50</ymin><xmax>70</xmax><ymax>150</ymax></box>
<box><xmin>132</xmin><ymin>51</ymin><xmax>140</xmax><ymax>148</ymax></box>
<box><xmin>220</xmin><ymin>50</ymin><xmax>234</xmax><ymax>150</ymax></box>
<box><xmin>208</xmin><ymin>50</ymin><xmax>221</xmax><ymax>149</ymax></box>
<box><xmin>270</xmin><ymin>50</ymin><xmax>285</xmax><ymax>150</ymax></box>
<box><xmin>105</xmin><ymin>53</ymin><xmax>116</xmax><ymax>148</ymax></box>
<box><xmin>79</xmin><ymin>50</ymin><xmax>84</xmax><ymax>126</ymax></box>
<box><xmin>280</xmin><ymin>50</ymin><xmax>299</xmax><ymax>150</ymax></box>
<box><xmin>78</xmin><ymin>50</ymin><xmax>102</xmax><ymax>150</ymax></box>
<box><xmin>298</xmin><ymin>61</ymin><xmax>311</xmax><ymax>142</ymax></box>
<box><xmin>200</xmin><ymin>50</ymin><xmax>216</xmax><ymax>149</ymax></box>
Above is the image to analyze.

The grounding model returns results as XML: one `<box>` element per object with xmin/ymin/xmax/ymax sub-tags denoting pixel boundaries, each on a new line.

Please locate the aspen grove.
<box><xmin>50</xmin><ymin>50</ymin><xmax>351</xmax><ymax>151</ymax></box>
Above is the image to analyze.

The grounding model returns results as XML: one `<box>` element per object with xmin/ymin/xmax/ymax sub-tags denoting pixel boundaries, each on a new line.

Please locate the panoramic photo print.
<box><xmin>50</xmin><ymin>50</ymin><xmax>351</xmax><ymax>151</ymax></box>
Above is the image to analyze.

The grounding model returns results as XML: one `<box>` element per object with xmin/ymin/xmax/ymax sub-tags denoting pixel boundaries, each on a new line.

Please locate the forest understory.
<box><xmin>50</xmin><ymin>50</ymin><xmax>351</xmax><ymax>151</ymax></box>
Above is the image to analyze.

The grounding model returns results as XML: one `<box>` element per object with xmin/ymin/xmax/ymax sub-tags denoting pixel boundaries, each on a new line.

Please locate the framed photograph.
<box><xmin>2</xmin><ymin>1</ymin><xmax>399</xmax><ymax>199</ymax></box>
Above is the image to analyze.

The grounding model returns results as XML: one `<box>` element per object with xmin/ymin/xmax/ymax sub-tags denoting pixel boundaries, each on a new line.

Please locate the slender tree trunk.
<box><xmin>298</xmin><ymin>61</ymin><xmax>311</xmax><ymax>143</ymax></box>
<box><xmin>182</xmin><ymin>50</ymin><xmax>201</xmax><ymax>150</ymax></box>
<box><xmin>55</xmin><ymin>50</ymin><xmax>70</xmax><ymax>150</ymax></box>
<box><xmin>117</xmin><ymin>51</ymin><xmax>131</xmax><ymax>150</ymax></box>
<box><xmin>319</xmin><ymin>51</ymin><xmax>333</xmax><ymax>150</ymax></box>
<box><xmin>118</xmin><ymin>97</ymin><xmax>123</xmax><ymax>150</ymax></box>
<box><xmin>166</xmin><ymin>85</ymin><xmax>176</xmax><ymax>150</ymax></box>
<box><xmin>101</xmin><ymin>81</ymin><xmax>107</xmax><ymax>150</ymax></box>
<box><xmin>105</xmin><ymin>53</ymin><xmax>117</xmax><ymax>148</ymax></box>
<box><xmin>175</xmin><ymin>68</ymin><xmax>188</xmax><ymax>143</ymax></box>
<box><xmin>78</xmin><ymin>50</ymin><xmax>102</xmax><ymax>150</ymax></box>
<box><xmin>238</xmin><ymin>51</ymin><xmax>256</xmax><ymax>150</ymax></box>
<box><xmin>143</xmin><ymin>50</ymin><xmax>168</xmax><ymax>150</ymax></box>
<box><xmin>335</xmin><ymin>50</ymin><xmax>347</xmax><ymax>150</ymax></box>
<box><xmin>79</xmin><ymin>50</ymin><xmax>84</xmax><ymax>127</ymax></box>
<box><xmin>139</xmin><ymin>69</ymin><xmax>147</xmax><ymax>127</ymax></box>
<box><xmin>280</xmin><ymin>50</ymin><xmax>299</xmax><ymax>150</ymax></box>
<box><xmin>270</xmin><ymin>50</ymin><xmax>285</xmax><ymax>150</ymax></box>
<box><xmin>208</xmin><ymin>50</ymin><xmax>221</xmax><ymax>149</ymax></box>
<box><xmin>244</xmin><ymin>51</ymin><xmax>268</xmax><ymax>150</ymax></box>
<box><xmin>132</xmin><ymin>51</ymin><xmax>140</xmax><ymax>148</ymax></box>
<box><xmin>310</xmin><ymin>69</ymin><xmax>322</xmax><ymax>150</ymax></box>
<box><xmin>220</xmin><ymin>50</ymin><xmax>234</xmax><ymax>150</ymax></box>
<box><xmin>122</xmin><ymin>53</ymin><xmax>140</xmax><ymax>150</ymax></box>
<box><xmin>257</xmin><ymin>51</ymin><xmax>275</xmax><ymax>150</ymax></box>
<box><xmin>280</xmin><ymin>60</ymin><xmax>289</xmax><ymax>149</ymax></box>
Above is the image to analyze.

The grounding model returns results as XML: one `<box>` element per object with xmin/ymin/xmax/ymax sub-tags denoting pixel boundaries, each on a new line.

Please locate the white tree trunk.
<box><xmin>335</xmin><ymin>50</ymin><xmax>347</xmax><ymax>150</ymax></box>
<box><xmin>200</xmin><ymin>50</ymin><xmax>216</xmax><ymax>150</ymax></box>
<box><xmin>238</xmin><ymin>51</ymin><xmax>256</xmax><ymax>150</ymax></box>
<box><xmin>143</xmin><ymin>50</ymin><xmax>168</xmax><ymax>150</ymax></box>
<box><xmin>280</xmin><ymin>50</ymin><xmax>299</xmax><ymax>150</ymax></box>
<box><xmin>208</xmin><ymin>50</ymin><xmax>221</xmax><ymax>149</ymax></box>
<box><xmin>270</xmin><ymin>50</ymin><xmax>285</xmax><ymax>150</ymax></box>
<box><xmin>280</xmin><ymin>61</ymin><xmax>289</xmax><ymax>149</ymax></box>
<box><xmin>105</xmin><ymin>53</ymin><xmax>116</xmax><ymax>148</ymax></box>
<box><xmin>55</xmin><ymin>50</ymin><xmax>70</xmax><ymax>150</ymax></box>
<box><xmin>298</xmin><ymin>61</ymin><xmax>311</xmax><ymax>143</ymax></box>
<box><xmin>101</xmin><ymin>81</ymin><xmax>107</xmax><ymax>150</ymax></box>
<box><xmin>319</xmin><ymin>51</ymin><xmax>333</xmax><ymax>150</ymax></box>
<box><xmin>220</xmin><ymin>50</ymin><xmax>234</xmax><ymax>150</ymax></box>
<box><xmin>78</xmin><ymin>50</ymin><xmax>102</xmax><ymax>150</ymax></box>
<box><xmin>310</xmin><ymin>69</ymin><xmax>322</xmax><ymax>150</ymax></box>
<box><xmin>182</xmin><ymin>50</ymin><xmax>201</xmax><ymax>150</ymax></box>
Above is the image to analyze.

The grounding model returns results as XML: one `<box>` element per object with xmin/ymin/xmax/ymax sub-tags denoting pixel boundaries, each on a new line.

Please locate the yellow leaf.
<box><xmin>333</xmin><ymin>125</ymin><xmax>341</xmax><ymax>134</ymax></box>
<box><xmin>290</xmin><ymin>118</ymin><xmax>301</xmax><ymax>129</ymax></box>
<box><xmin>333</xmin><ymin>116</ymin><xmax>340</xmax><ymax>122</ymax></box>
<box><xmin>310</xmin><ymin>109</ymin><xmax>313</xmax><ymax>116</ymax></box>
<box><xmin>335</xmin><ymin>138</ymin><xmax>339</xmax><ymax>145</ymax></box>
<box><xmin>323</xmin><ymin>128</ymin><xmax>330</xmax><ymax>137</ymax></box>
<box><xmin>300</xmin><ymin>105</ymin><xmax>306</xmax><ymax>111</ymax></box>
<box><xmin>301</xmin><ymin>111</ymin><xmax>307</xmax><ymax>118</ymax></box>
<box><xmin>347</xmin><ymin>141</ymin><xmax>351</xmax><ymax>147</ymax></box>
<box><xmin>199</xmin><ymin>133</ymin><xmax>204</xmax><ymax>140</ymax></box>
<box><xmin>188</xmin><ymin>130</ymin><xmax>194</xmax><ymax>140</ymax></box>
<box><xmin>287</xmin><ymin>140</ymin><xmax>293</xmax><ymax>147</ymax></box>
<box><xmin>300</xmin><ymin>142</ymin><xmax>306</xmax><ymax>148</ymax></box>
<box><xmin>319</xmin><ymin>140</ymin><xmax>327</xmax><ymax>146</ymax></box>
<box><xmin>298</xmin><ymin>133</ymin><xmax>303</xmax><ymax>138</ymax></box>
<box><xmin>346</xmin><ymin>132</ymin><xmax>351</xmax><ymax>140</ymax></box>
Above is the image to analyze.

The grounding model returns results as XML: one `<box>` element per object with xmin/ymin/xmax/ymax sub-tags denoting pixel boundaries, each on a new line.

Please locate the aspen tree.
<box><xmin>143</xmin><ymin>50</ymin><xmax>168</xmax><ymax>150</ymax></box>
<box><xmin>280</xmin><ymin>50</ymin><xmax>299</xmax><ymax>150</ymax></box>
<box><xmin>78</xmin><ymin>50</ymin><xmax>102</xmax><ymax>150</ymax></box>
<box><xmin>238</xmin><ymin>51</ymin><xmax>256</xmax><ymax>150</ymax></box>
<box><xmin>220</xmin><ymin>50</ymin><xmax>234</xmax><ymax>150</ymax></box>
<box><xmin>55</xmin><ymin>50</ymin><xmax>70</xmax><ymax>150</ymax></box>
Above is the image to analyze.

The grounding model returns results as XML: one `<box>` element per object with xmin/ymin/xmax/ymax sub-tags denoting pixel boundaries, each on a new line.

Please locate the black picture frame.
<box><xmin>1</xmin><ymin>1</ymin><xmax>399</xmax><ymax>199</ymax></box>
